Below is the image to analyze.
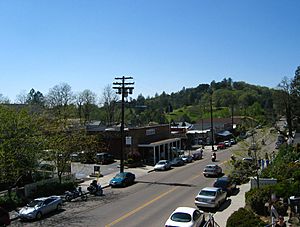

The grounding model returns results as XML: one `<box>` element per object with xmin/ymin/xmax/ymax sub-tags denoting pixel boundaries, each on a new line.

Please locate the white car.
<box><xmin>154</xmin><ymin>160</ymin><xmax>171</xmax><ymax>171</ymax></box>
<box><xmin>165</xmin><ymin>207</ymin><xmax>205</xmax><ymax>227</ymax></box>
<box><xmin>195</xmin><ymin>187</ymin><xmax>227</xmax><ymax>209</ymax></box>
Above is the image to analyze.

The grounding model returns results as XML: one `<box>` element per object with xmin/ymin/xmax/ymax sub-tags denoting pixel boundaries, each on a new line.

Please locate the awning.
<box><xmin>216</xmin><ymin>130</ymin><xmax>232</xmax><ymax>137</ymax></box>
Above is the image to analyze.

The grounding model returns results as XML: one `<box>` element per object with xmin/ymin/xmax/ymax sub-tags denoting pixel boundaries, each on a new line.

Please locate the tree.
<box><xmin>0</xmin><ymin>94</ymin><xmax>10</xmax><ymax>104</ymax></box>
<box><xmin>277</xmin><ymin>77</ymin><xmax>293</xmax><ymax>137</ymax></box>
<box><xmin>76</xmin><ymin>90</ymin><xmax>97</xmax><ymax>123</ymax></box>
<box><xmin>291</xmin><ymin>66</ymin><xmax>300</xmax><ymax>122</ymax></box>
<box><xmin>15</xmin><ymin>90</ymin><xmax>27</xmax><ymax>104</ymax></box>
<box><xmin>44</xmin><ymin>124</ymin><xmax>105</xmax><ymax>183</ymax></box>
<box><xmin>101</xmin><ymin>85</ymin><xmax>118</xmax><ymax>126</ymax></box>
<box><xmin>0</xmin><ymin>106</ymin><xmax>43</xmax><ymax>188</ymax></box>
<box><xmin>46</xmin><ymin>83</ymin><xmax>74</xmax><ymax>122</ymax></box>
<box><xmin>26</xmin><ymin>88</ymin><xmax>45</xmax><ymax>106</ymax></box>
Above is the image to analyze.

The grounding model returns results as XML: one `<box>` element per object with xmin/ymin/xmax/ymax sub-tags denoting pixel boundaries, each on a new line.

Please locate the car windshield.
<box><xmin>27</xmin><ymin>200</ymin><xmax>43</xmax><ymax>207</ymax></box>
<box><xmin>158</xmin><ymin>161</ymin><xmax>166</xmax><ymax>164</ymax></box>
<box><xmin>115</xmin><ymin>173</ymin><xmax>125</xmax><ymax>178</ymax></box>
<box><xmin>171</xmin><ymin>212</ymin><xmax>191</xmax><ymax>222</ymax></box>
<box><xmin>199</xmin><ymin>190</ymin><xmax>216</xmax><ymax>196</ymax></box>
<box><xmin>214</xmin><ymin>180</ymin><xmax>228</xmax><ymax>187</ymax></box>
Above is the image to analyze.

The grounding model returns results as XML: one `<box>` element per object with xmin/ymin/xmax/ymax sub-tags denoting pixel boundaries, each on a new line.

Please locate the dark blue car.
<box><xmin>109</xmin><ymin>172</ymin><xmax>135</xmax><ymax>187</ymax></box>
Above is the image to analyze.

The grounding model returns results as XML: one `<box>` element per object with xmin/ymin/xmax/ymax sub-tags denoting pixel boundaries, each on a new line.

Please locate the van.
<box><xmin>96</xmin><ymin>152</ymin><xmax>114</xmax><ymax>164</ymax></box>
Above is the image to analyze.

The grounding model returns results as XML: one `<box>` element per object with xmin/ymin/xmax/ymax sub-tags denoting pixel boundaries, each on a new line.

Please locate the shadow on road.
<box><xmin>135</xmin><ymin>180</ymin><xmax>196</xmax><ymax>187</ymax></box>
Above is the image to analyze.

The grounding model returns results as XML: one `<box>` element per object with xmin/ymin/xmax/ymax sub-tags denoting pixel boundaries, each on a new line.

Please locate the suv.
<box><xmin>96</xmin><ymin>152</ymin><xmax>114</xmax><ymax>164</ymax></box>
<box><xmin>213</xmin><ymin>176</ymin><xmax>236</xmax><ymax>195</ymax></box>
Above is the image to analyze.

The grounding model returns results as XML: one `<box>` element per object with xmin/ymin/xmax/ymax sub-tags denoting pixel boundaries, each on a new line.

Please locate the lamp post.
<box><xmin>113</xmin><ymin>76</ymin><xmax>134</xmax><ymax>173</ymax></box>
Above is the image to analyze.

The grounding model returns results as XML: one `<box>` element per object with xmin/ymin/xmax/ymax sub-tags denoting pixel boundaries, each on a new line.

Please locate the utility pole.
<box><xmin>113</xmin><ymin>76</ymin><xmax>134</xmax><ymax>173</ymax></box>
<box><xmin>210</xmin><ymin>90</ymin><xmax>214</xmax><ymax>151</ymax></box>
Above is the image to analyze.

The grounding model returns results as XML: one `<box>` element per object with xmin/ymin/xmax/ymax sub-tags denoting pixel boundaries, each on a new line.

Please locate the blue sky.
<box><xmin>0</xmin><ymin>0</ymin><xmax>300</xmax><ymax>102</ymax></box>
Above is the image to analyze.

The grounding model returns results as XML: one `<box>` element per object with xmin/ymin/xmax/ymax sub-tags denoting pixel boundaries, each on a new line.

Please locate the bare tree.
<box><xmin>15</xmin><ymin>90</ymin><xmax>27</xmax><ymax>104</ymax></box>
<box><xmin>0</xmin><ymin>94</ymin><xmax>10</xmax><ymax>104</ymax></box>
<box><xmin>76</xmin><ymin>89</ymin><xmax>97</xmax><ymax>123</ymax></box>
<box><xmin>277</xmin><ymin>77</ymin><xmax>293</xmax><ymax>137</ymax></box>
<box><xmin>46</xmin><ymin>83</ymin><xmax>74</xmax><ymax>121</ymax></box>
<box><xmin>101</xmin><ymin>85</ymin><xmax>118</xmax><ymax>126</ymax></box>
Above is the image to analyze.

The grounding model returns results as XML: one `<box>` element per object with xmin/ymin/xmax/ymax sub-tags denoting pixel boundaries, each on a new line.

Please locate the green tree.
<box><xmin>0</xmin><ymin>106</ymin><xmax>42</xmax><ymax>187</ymax></box>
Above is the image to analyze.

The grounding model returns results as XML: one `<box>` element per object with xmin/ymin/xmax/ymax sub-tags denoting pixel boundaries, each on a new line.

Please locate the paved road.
<box><xmin>11</xmin><ymin>147</ymin><xmax>233</xmax><ymax>227</ymax></box>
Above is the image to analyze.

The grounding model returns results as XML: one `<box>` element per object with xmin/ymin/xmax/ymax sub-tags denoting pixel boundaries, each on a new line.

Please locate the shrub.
<box><xmin>0</xmin><ymin>192</ymin><xmax>24</xmax><ymax>211</ymax></box>
<box><xmin>226</xmin><ymin>208</ymin><xmax>266</xmax><ymax>227</ymax></box>
<box><xmin>34</xmin><ymin>181</ymin><xmax>77</xmax><ymax>198</ymax></box>
<box><xmin>245</xmin><ymin>186</ymin><xmax>272</xmax><ymax>216</ymax></box>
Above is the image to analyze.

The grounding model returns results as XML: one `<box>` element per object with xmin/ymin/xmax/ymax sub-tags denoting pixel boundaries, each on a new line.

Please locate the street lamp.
<box><xmin>113</xmin><ymin>76</ymin><xmax>134</xmax><ymax>173</ymax></box>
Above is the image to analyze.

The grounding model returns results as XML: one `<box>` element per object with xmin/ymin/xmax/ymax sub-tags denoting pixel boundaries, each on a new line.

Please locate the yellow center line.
<box><xmin>105</xmin><ymin>187</ymin><xmax>177</xmax><ymax>227</ymax></box>
<box><xmin>105</xmin><ymin>160</ymin><xmax>228</xmax><ymax>226</ymax></box>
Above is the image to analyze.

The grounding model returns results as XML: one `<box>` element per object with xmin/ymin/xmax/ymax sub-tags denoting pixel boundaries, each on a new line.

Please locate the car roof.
<box><xmin>205</xmin><ymin>164</ymin><xmax>218</xmax><ymax>167</ymax></box>
<box><xmin>201</xmin><ymin>187</ymin><xmax>220</xmax><ymax>191</ymax></box>
<box><xmin>172</xmin><ymin>207</ymin><xmax>198</xmax><ymax>215</ymax></box>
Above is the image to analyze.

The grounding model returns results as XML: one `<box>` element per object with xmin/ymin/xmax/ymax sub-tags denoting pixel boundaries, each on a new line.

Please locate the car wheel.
<box><xmin>36</xmin><ymin>211</ymin><xmax>42</xmax><ymax>220</ymax></box>
<box><xmin>56</xmin><ymin>203</ymin><xmax>62</xmax><ymax>211</ymax></box>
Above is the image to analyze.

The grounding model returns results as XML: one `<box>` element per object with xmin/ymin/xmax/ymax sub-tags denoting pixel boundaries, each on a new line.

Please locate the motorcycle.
<box><xmin>87</xmin><ymin>183</ymin><xmax>103</xmax><ymax>196</ymax></box>
<box><xmin>211</xmin><ymin>153</ymin><xmax>216</xmax><ymax>162</ymax></box>
<box><xmin>65</xmin><ymin>187</ymin><xmax>87</xmax><ymax>202</ymax></box>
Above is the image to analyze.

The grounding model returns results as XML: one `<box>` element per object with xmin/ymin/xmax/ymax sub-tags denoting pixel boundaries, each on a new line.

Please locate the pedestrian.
<box><xmin>275</xmin><ymin>216</ymin><xmax>286</xmax><ymax>227</ymax></box>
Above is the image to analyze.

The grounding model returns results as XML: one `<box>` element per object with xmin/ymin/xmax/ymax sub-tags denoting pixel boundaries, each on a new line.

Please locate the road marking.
<box><xmin>105</xmin><ymin>187</ymin><xmax>177</xmax><ymax>227</ymax></box>
<box><xmin>105</xmin><ymin>160</ymin><xmax>228</xmax><ymax>226</ymax></box>
<box><xmin>105</xmin><ymin>172</ymin><xmax>204</xmax><ymax>227</ymax></box>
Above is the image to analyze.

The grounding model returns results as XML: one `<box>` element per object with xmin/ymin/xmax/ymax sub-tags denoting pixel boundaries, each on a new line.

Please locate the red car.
<box><xmin>217</xmin><ymin>142</ymin><xmax>226</xmax><ymax>150</ymax></box>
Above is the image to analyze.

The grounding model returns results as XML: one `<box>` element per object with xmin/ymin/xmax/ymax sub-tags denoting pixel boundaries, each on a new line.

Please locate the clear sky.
<box><xmin>0</xmin><ymin>0</ymin><xmax>300</xmax><ymax>102</ymax></box>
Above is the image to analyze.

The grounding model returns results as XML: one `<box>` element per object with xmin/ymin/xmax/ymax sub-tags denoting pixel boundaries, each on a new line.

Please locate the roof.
<box><xmin>201</xmin><ymin>187</ymin><xmax>220</xmax><ymax>191</ymax></box>
<box><xmin>172</xmin><ymin>207</ymin><xmax>197</xmax><ymax>214</ymax></box>
<box><xmin>216</xmin><ymin>130</ymin><xmax>232</xmax><ymax>137</ymax></box>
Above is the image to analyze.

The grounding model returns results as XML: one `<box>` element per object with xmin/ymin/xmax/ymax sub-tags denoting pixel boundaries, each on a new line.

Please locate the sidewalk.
<box><xmin>79</xmin><ymin>164</ymin><xmax>154</xmax><ymax>191</ymax></box>
<box><xmin>213</xmin><ymin>182</ymin><xmax>251</xmax><ymax>227</ymax></box>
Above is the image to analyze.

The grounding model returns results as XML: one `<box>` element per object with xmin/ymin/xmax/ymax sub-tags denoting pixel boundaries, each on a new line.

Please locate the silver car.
<box><xmin>203</xmin><ymin>164</ymin><xmax>222</xmax><ymax>177</ymax></box>
<box><xmin>195</xmin><ymin>187</ymin><xmax>227</xmax><ymax>209</ymax></box>
<box><xmin>18</xmin><ymin>196</ymin><xmax>63</xmax><ymax>220</ymax></box>
<box><xmin>154</xmin><ymin>160</ymin><xmax>171</xmax><ymax>171</ymax></box>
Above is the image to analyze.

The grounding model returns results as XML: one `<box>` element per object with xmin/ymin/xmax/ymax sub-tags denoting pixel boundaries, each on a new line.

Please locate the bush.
<box><xmin>34</xmin><ymin>181</ymin><xmax>77</xmax><ymax>198</ymax></box>
<box><xmin>245</xmin><ymin>186</ymin><xmax>272</xmax><ymax>216</ymax></box>
<box><xmin>226</xmin><ymin>208</ymin><xmax>266</xmax><ymax>227</ymax></box>
<box><xmin>0</xmin><ymin>192</ymin><xmax>24</xmax><ymax>211</ymax></box>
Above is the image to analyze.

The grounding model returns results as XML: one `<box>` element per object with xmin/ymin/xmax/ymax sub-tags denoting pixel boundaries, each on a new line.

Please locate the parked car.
<box><xmin>195</xmin><ymin>187</ymin><xmax>227</xmax><ymax>209</ymax></box>
<box><xmin>96</xmin><ymin>152</ymin><xmax>114</xmax><ymax>164</ymax></box>
<box><xmin>242</xmin><ymin>157</ymin><xmax>254</xmax><ymax>162</ymax></box>
<box><xmin>213</xmin><ymin>176</ymin><xmax>237</xmax><ymax>195</ymax></box>
<box><xmin>180</xmin><ymin>155</ymin><xmax>193</xmax><ymax>163</ymax></box>
<box><xmin>203</xmin><ymin>164</ymin><xmax>222</xmax><ymax>177</ymax></box>
<box><xmin>230</xmin><ymin>138</ymin><xmax>236</xmax><ymax>145</ymax></box>
<box><xmin>192</xmin><ymin>149</ymin><xmax>203</xmax><ymax>160</ymax></box>
<box><xmin>224</xmin><ymin>140</ymin><xmax>231</xmax><ymax>147</ymax></box>
<box><xmin>165</xmin><ymin>207</ymin><xmax>205</xmax><ymax>227</ymax></box>
<box><xmin>154</xmin><ymin>160</ymin><xmax>171</xmax><ymax>171</ymax></box>
<box><xmin>109</xmin><ymin>172</ymin><xmax>135</xmax><ymax>187</ymax></box>
<box><xmin>170</xmin><ymin>157</ymin><xmax>185</xmax><ymax>166</ymax></box>
<box><xmin>217</xmin><ymin>142</ymin><xmax>226</xmax><ymax>150</ymax></box>
<box><xmin>18</xmin><ymin>196</ymin><xmax>63</xmax><ymax>220</ymax></box>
